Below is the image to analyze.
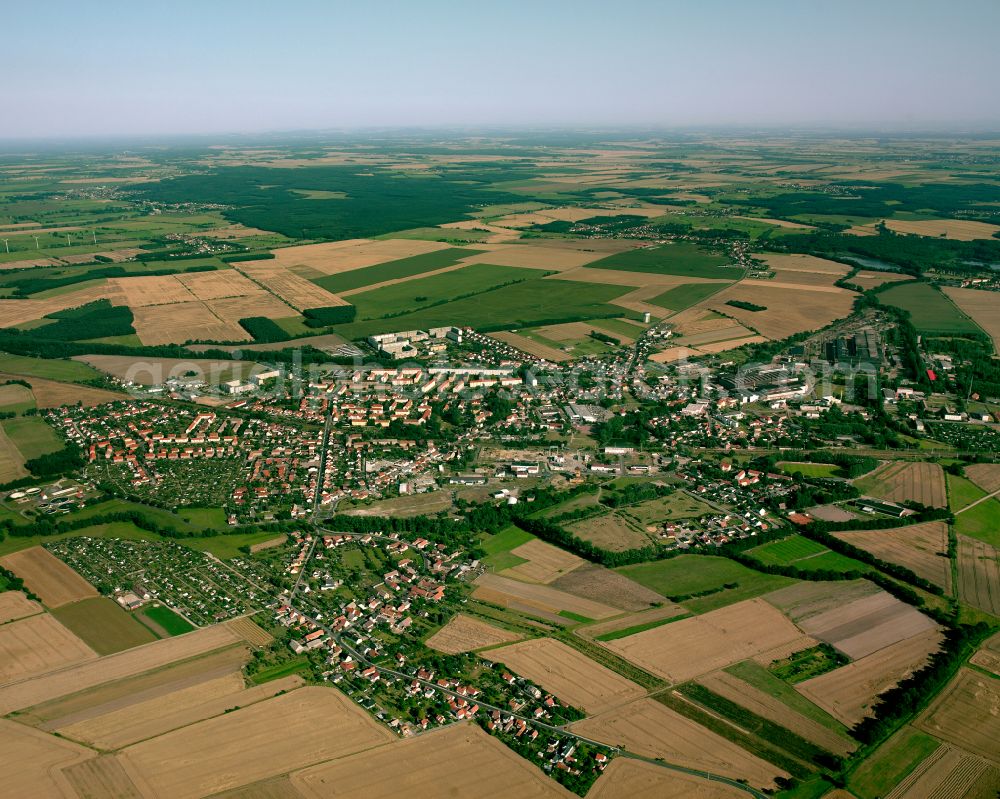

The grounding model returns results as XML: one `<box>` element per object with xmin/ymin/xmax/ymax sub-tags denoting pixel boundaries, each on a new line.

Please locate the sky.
<box><xmin>3</xmin><ymin>0</ymin><xmax>1000</xmax><ymax>138</ymax></box>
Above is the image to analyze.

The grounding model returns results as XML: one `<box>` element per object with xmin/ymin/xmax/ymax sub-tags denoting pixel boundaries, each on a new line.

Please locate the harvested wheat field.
<box><xmin>796</xmin><ymin>627</ymin><xmax>943</xmax><ymax>726</ymax></box>
<box><xmin>696</xmin><ymin>670</ymin><xmax>855</xmax><ymax>757</ymax></box>
<box><xmin>0</xmin><ymin>373</ymin><xmax>124</xmax><ymax>408</ymax></box>
<box><xmin>571</xmin><ymin>698</ymin><xmax>785</xmax><ymax>788</ymax></box>
<box><xmin>793</xmin><ymin>590</ymin><xmax>937</xmax><ymax>660</ymax></box>
<box><xmin>487</xmin><ymin>637</ymin><xmax>645</xmax><ymax>715</ymax></box>
<box><xmin>226</xmin><ymin>616</ymin><xmax>273</xmax><ymax>646</ymax></box>
<box><xmin>971</xmin><ymin>632</ymin><xmax>1000</xmax><ymax>677</ymax></box>
<box><xmin>473</xmin><ymin>572</ymin><xmax>619</xmax><ymax>621</ymax></box>
<box><xmin>649</xmin><ymin>346</ymin><xmax>699</xmax><ymax>363</ymax></box>
<box><xmin>855</xmin><ymin>460</ymin><xmax>947</xmax><ymax>507</ymax></box>
<box><xmin>957</xmin><ymin>535</ymin><xmax>1000</xmax><ymax>616</ymax></box>
<box><xmin>757</xmin><ymin>253</ymin><xmax>849</xmax><ymax>274</ymax></box>
<box><xmin>587</xmin><ymin>758</ymin><xmax>749</xmax><ymax>799</ymax></box>
<box><xmin>132</xmin><ymin>301</ymin><xmax>250</xmax><ymax>345</ymax></box>
<box><xmin>965</xmin><ymin>463</ymin><xmax>1000</xmax><ymax>494</ymax></box>
<box><xmin>293</xmin><ymin>722</ymin><xmax>574</xmax><ymax>799</ymax></box>
<box><xmin>703</xmin><ymin>283</ymin><xmax>856</xmax><ymax>339</ymax></box>
<box><xmin>0</xmin><ymin>622</ymin><xmax>243</xmax><ymax>715</ymax></box>
<box><xmin>270</xmin><ymin>239</ymin><xmax>449</xmax><ymax>274</ymax></box>
<box><xmin>491</xmin><ymin>331</ymin><xmax>571</xmax><ymax>362</ymax></box>
<box><xmin>177</xmin><ymin>269</ymin><xmax>262</xmax><ymax>300</ymax></box>
<box><xmin>884</xmin><ymin>218</ymin><xmax>1000</xmax><ymax>241</ymax></box>
<box><xmin>577</xmin><ymin>605</ymin><xmax>689</xmax><ymax>642</ymax></box>
<box><xmin>835</xmin><ymin>522</ymin><xmax>951</xmax><ymax>591</ymax></box>
<box><xmin>63</xmin><ymin>755</ymin><xmax>145</xmax><ymax>799</ymax></box>
<box><xmin>551</xmin><ymin>563</ymin><xmax>666</xmax><ymax>612</ymax></box>
<box><xmin>0</xmin><ymin>613</ymin><xmax>96</xmax><ymax>684</ymax></box>
<box><xmin>237</xmin><ymin>262</ymin><xmax>348</xmax><ymax>310</ymax></box>
<box><xmin>0</xmin><ymin>719</ymin><xmax>94</xmax><ymax>798</ymax></box>
<box><xmin>205</xmin><ymin>293</ymin><xmax>296</xmax><ymax>324</ymax></box>
<box><xmin>674</xmin><ymin>323</ymin><xmax>755</xmax><ymax>347</ymax></box>
<box><xmin>59</xmin><ymin>673</ymin><xmax>304</xmax><ymax>749</ymax></box>
<box><xmin>851</xmin><ymin>270</ymin><xmax>912</xmax><ymax>288</ymax></box>
<box><xmin>604</xmin><ymin>598</ymin><xmax>810</xmax><ymax>683</ymax></box>
<box><xmin>502</xmin><ymin>539</ymin><xmax>585</xmax><ymax>584</ymax></box>
<box><xmin>110</xmin><ymin>274</ymin><xmax>197</xmax><ymax>306</ymax></box>
<box><xmin>0</xmin><ymin>590</ymin><xmax>42</xmax><ymax>623</ymax></box>
<box><xmin>118</xmin><ymin>687</ymin><xmax>394</xmax><ymax>799</ymax></box>
<box><xmin>212</xmin><ymin>776</ymin><xmax>306</xmax><ymax>799</ymax></box>
<box><xmin>426</xmin><ymin>613</ymin><xmax>522</xmax><ymax>654</ymax></box>
<box><xmin>882</xmin><ymin>744</ymin><xmax>998</xmax><ymax>799</ymax></box>
<box><xmin>943</xmin><ymin>287</ymin><xmax>1000</xmax><ymax>351</ymax></box>
<box><xmin>917</xmin><ymin>669</ymin><xmax>1000</xmax><ymax>764</ymax></box>
<box><xmin>0</xmin><ymin>546</ymin><xmax>98</xmax><ymax>607</ymax></box>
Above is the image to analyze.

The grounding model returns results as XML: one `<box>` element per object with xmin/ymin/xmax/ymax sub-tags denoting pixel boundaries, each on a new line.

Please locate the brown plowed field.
<box><xmin>118</xmin><ymin>687</ymin><xmax>394</xmax><ymax>799</ymax></box>
<box><xmin>0</xmin><ymin>590</ymin><xmax>42</xmax><ymax>623</ymax></box>
<box><xmin>550</xmin><ymin>564</ymin><xmax>666</xmax><ymax>612</ymax></box>
<box><xmin>957</xmin><ymin>535</ymin><xmax>1000</xmax><ymax>616</ymax></box>
<box><xmin>426</xmin><ymin>613</ymin><xmax>522</xmax><ymax>654</ymax></box>
<box><xmin>587</xmin><ymin>758</ymin><xmax>749</xmax><ymax>799</ymax></box>
<box><xmin>0</xmin><ymin>613</ymin><xmax>96</xmax><ymax>684</ymax></box>
<box><xmin>570</xmin><ymin>698</ymin><xmax>785</xmax><ymax>789</ymax></box>
<box><xmin>473</xmin><ymin>573</ymin><xmax>619</xmax><ymax>620</ymax></box>
<box><xmin>503</xmin><ymin>539</ymin><xmax>585</xmax><ymax>584</ymax></box>
<box><xmin>835</xmin><ymin>522</ymin><xmax>951</xmax><ymax>591</ymax></box>
<box><xmin>603</xmin><ymin>598</ymin><xmax>809</xmax><ymax>683</ymax></box>
<box><xmin>487</xmin><ymin>637</ymin><xmax>645</xmax><ymax>715</ymax></box>
<box><xmin>763</xmin><ymin>579</ymin><xmax>880</xmax><ymax>623</ymax></box>
<box><xmin>0</xmin><ymin>622</ymin><xmax>243</xmax><ymax>714</ymax></box>
<box><xmin>854</xmin><ymin>461</ymin><xmax>947</xmax><ymax>507</ymax></box>
<box><xmin>697</xmin><ymin>670</ymin><xmax>855</xmax><ymax>756</ymax></box>
<box><xmin>292</xmin><ymin>723</ymin><xmax>575</xmax><ymax>799</ymax></box>
<box><xmin>0</xmin><ymin>718</ymin><xmax>94</xmax><ymax>798</ymax></box>
<box><xmin>0</xmin><ymin>546</ymin><xmax>98</xmax><ymax>607</ymax></box>
<box><xmin>63</xmin><ymin>755</ymin><xmax>145</xmax><ymax>799</ymax></box>
<box><xmin>796</xmin><ymin>627</ymin><xmax>943</xmax><ymax>726</ymax></box>
<box><xmin>916</xmin><ymin>668</ymin><xmax>1000</xmax><ymax>765</ymax></box>
<box><xmin>59</xmin><ymin>673</ymin><xmax>304</xmax><ymax>749</ymax></box>
<box><xmin>793</xmin><ymin>590</ymin><xmax>937</xmax><ymax>660</ymax></box>
<box><xmin>965</xmin><ymin>463</ymin><xmax>1000</xmax><ymax>494</ymax></box>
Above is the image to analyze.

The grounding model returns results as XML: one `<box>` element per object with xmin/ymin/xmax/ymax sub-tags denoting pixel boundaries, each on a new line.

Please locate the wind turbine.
<box><xmin>2</xmin><ymin>239</ymin><xmax>8</xmax><ymax>254</ymax></box>
<box><xmin>66</xmin><ymin>234</ymin><xmax>71</xmax><ymax>247</ymax></box>
<box><xmin>33</xmin><ymin>235</ymin><xmax>40</xmax><ymax>250</ymax></box>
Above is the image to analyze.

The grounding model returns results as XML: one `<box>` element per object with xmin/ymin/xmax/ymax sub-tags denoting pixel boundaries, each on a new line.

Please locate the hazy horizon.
<box><xmin>4</xmin><ymin>0</ymin><xmax>1000</xmax><ymax>139</ymax></box>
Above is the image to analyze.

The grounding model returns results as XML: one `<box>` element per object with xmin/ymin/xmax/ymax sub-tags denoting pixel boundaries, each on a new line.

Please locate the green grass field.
<box><xmin>177</xmin><ymin>506</ymin><xmax>229</xmax><ymax>529</ymax></box>
<box><xmin>249</xmin><ymin>656</ymin><xmax>312</xmax><ymax>685</ymax></box>
<box><xmin>333</xmin><ymin>277</ymin><xmax>631</xmax><ymax>339</ymax></box>
<box><xmin>648</xmin><ymin>281</ymin><xmax>731</xmax><ymax>311</ymax></box>
<box><xmin>51</xmin><ymin>596</ymin><xmax>158</xmax><ymax>655</ymax></box>
<box><xmin>593</xmin><ymin>613</ymin><xmax>692</xmax><ymax>641</ymax></box>
<box><xmin>586</xmin><ymin>317</ymin><xmax>648</xmax><ymax>338</ymax></box>
<box><xmin>0</xmin><ymin>354</ymin><xmax>104</xmax><ymax>383</ymax></box>
<box><xmin>724</xmin><ymin>660</ymin><xmax>851</xmax><ymax>738</ymax></box>
<box><xmin>954</xmin><ymin>497</ymin><xmax>1000</xmax><ymax>547</ymax></box>
<box><xmin>481</xmin><ymin>525</ymin><xmax>533</xmax><ymax>570</ymax></box>
<box><xmin>586</xmin><ymin>242</ymin><xmax>740</xmax><ymax>278</ymax></box>
<box><xmin>947</xmin><ymin>473</ymin><xmax>987</xmax><ymax>511</ymax></box>
<box><xmin>776</xmin><ymin>462</ymin><xmax>843</xmax><ymax>478</ymax></box>
<box><xmin>2</xmin><ymin>416</ymin><xmax>63</xmax><ymax>460</ymax></box>
<box><xmin>749</xmin><ymin>535</ymin><xmax>871</xmax><ymax>574</ymax></box>
<box><xmin>847</xmin><ymin>725</ymin><xmax>940</xmax><ymax>799</ymax></box>
<box><xmin>616</xmin><ymin>555</ymin><xmax>795</xmax><ymax>613</ymax></box>
<box><xmin>878</xmin><ymin>282</ymin><xmax>982</xmax><ymax>334</ymax></box>
<box><xmin>137</xmin><ymin>603</ymin><xmax>196</xmax><ymax>636</ymax></box>
<box><xmin>311</xmin><ymin>247</ymin><xmax>483</xmax><ymax>293</ymax></box>
<box><xmin>348</xmin><ymin>263</ymin><xmax>544</xmax><ymax>319</ymax></box>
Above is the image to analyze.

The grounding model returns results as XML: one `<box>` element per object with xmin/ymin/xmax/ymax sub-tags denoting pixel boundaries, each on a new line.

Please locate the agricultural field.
<box><xmin>847</xmin><ymin>724</ymin><xmax>942</xmax><ymax>799</ymax></box>
<box><xmin>0</xmin><ymin>612</ymin><xmax>96</xmax><ymax>683</ymax></box>
<box><xmin>500</xmin><ymin>538</ymin><xmax>586</xmax><ymax>584</ymax></box>
<box><xmin>852</xmin><ymin>460</ymin><xmax>947</xmax><ymax>507</ymax></box>
<box><xmin>0</xmin><ymin>382</ymin><xmax>35</xmax><ymax>414</ymax></box>
<box><xmin>0</xmin><ymin>590</ymin><xmax>42</xmax><ymax>623</ymax></box>
<box><xmin>587</xmin><ymin>758</ymin><xmax>748</xmax><ymax>799</ymax></box>
<box><xmin>50</xmin><ymin>596</ymin><xmax>157</xmax><ymax>655</ymax></box>
<box><xmin>916</xmin><ymin>668</ymin><xmax>1000</xmax><ymax>764</ymax></box>
<box><xmin>0</xmin><ymin>719</ymin><xmax>95</xmax><ymax>799</ymax></box>
<box><xmin>570</xmin><ymin>698</ymin><xmax>785</xmax><ymax>789</ymax></box>
<box><xmin>473</xmin><ymin>572</ymin><xmax>619</xmax><ymax>622</ymax></box>
<box><xmin>602</xmin><ymin>598</ymin><xmax>812</xmax><ymax>683</ymax></box>
<box><xmin>617</xmin><ymin>555</ymin><xmax>796</xmax><ymax>612</ymax></box>
<box><xmin>747</xmin><ymin>534</ymin><xmax>870</xmax><ymax>575</ymax></box>
<box><xmin>956</xmin><ymin>535</ymin><xmax>1000</xmax><ymax>616</ymax></box>
<box><xmin>487</xmin><ymin>637</ymin><xmax>646</xmax><ymax>715</ymax></box>
<box><xmin>584</xmin><ymin>242</ymin><xmax>737</xmax><ymax>278</ymax></box>
<box><xmin>293</xmin><ymin>723</ymin><xmax>574</xmax><ymax>799</ymax></box>
<box><xmin>964</xmin><ymin>462</ymin><xmax>1000</xmax><ymax>494</ymax></box>
<box><xmin>954</xmin><ymin>497</ymin><xmax>1000</xmax><ymax>548</ymax></box>
<box><xmin>566</xmin><ymin>512</ymin><xmax>652</xmax><ymax>551</ymax></box>
<box><xmin>310</xmin><ymin>246</ymin><xmax>483</xmax><ymax>293</ymax></box>
<box><xmin>549</xmin><ymin>563</ymin><xmax>666</xmax><ymax>613</ymax></box>
<box><xmin>835</xmin><ymin>521</ymin><xmax>951</xmax><ymax>590</ymax></box>
<box><xmin>795</xmin><ymin>627</ymin><xmax>943</xmax><ymax>726</ymax></box>
<box><xmin>1</xmin><ymin>415</ymin><xmax>64</xmax><ymax>460</ymax></box>
<box><xmin>425</xmin><ymin>613</ymin><xmax>522</xmax><ymax>654</ymax></box>
<box><xmin>942</xmin><ymin>286</ymin><xmax>1000</xmax><ymax>350</ymax></box>
<box><xmin>0</xmin><ymin>546</ymin><xmax>99</xmax><ymax>607</ymax></box>
<box><xmin>878</xmin><ymin>282</ymin><xmax>982</xmax><ymax>334</ymax></box>
<box><xmin>117</xmin><ymin>687</ymin><xmax>395</xmax><ymax>799</ymax></box>
<box><xmin>0</xmin><ymin>423</ymin><xmax>27</xmax><ymax>482</ymax></box>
